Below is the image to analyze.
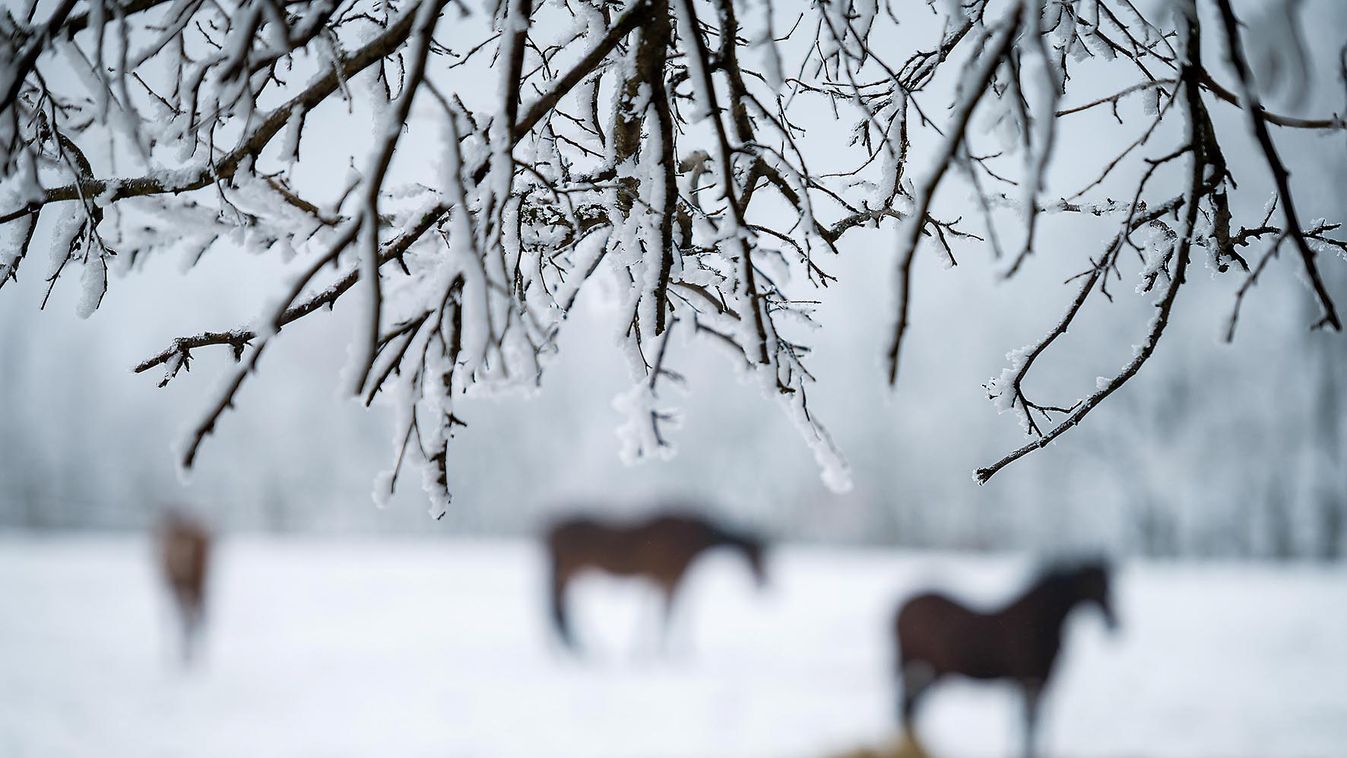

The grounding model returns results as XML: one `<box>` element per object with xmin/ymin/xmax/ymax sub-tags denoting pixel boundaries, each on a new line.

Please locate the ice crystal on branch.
<box><xmin>2</xmin><ymin>0</ymin><xmax>1344</xmax><ymax>508</ymax></box>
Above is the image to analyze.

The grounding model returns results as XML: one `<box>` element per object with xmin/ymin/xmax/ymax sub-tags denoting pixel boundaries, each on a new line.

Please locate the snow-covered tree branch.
<box><xmin>2</xmin><ymin>0</ymin><xmax>1345</xmax><ymax>514</ymax></box>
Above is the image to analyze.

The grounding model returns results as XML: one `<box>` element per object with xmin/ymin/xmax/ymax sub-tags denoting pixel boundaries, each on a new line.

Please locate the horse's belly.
<box><xmin>959</xmin><ymin>664</ymin><xmax>1004</xmax><ymax>681</ymax></box>
<box><xmin>936</xmin><ymin>645</ymin><xmax>1007</xmax><ymax>680</ymax></box>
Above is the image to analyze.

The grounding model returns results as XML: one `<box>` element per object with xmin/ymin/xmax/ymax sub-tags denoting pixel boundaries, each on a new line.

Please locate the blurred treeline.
<box><xmin>1</xmin><ymin>225</ymin><xmax>1342</xmax><ymax>560</ymax></box>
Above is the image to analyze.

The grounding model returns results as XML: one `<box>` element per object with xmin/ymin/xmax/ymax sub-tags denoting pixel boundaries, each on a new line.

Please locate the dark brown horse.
<box><xmin>156</xmin><ymin>509</ymin><xmax>213</xmax><ymax>665</ymax></box>
<box><xmin>544</xmin><ymin>510</ymin><xmax>766</xmax><ymax>652</ymax></box>
<box><xmin>894</xmin><ymin>560</ymin><xmax>1117</xmax><ymax>758</ymax></box>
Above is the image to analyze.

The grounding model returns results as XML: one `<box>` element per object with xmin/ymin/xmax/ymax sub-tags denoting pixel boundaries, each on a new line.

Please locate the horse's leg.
<box><xmin>657</xmin><ymin>576</ymin><xmax>681</xmax><ymax>657</ymax></box>
<box><xmin>899</xmin><ymin>659</ymin><xmax>935</xmax><ymax>733</ymax></box>
<box><xmin>549</xmin><ymin>557</ymin><xmax>579</xmax><ymax>653</ymax></box>
<box><xmin>177</xmin><ymin>613</ymin><xmax>192</xmax><ymax>667</ymax></box>
<box><xmin>1021</xmin><ymin>680</ymin><xmax>1044</xmax><ymax>758</ymax></box>
<box><xmin>171</xmin><ymin>588</ymin><xmax>194</xmax><ymax>668</ymax></box>
<box><xmin>182</xmin><ymin>604</ymin><xmax>202</xmax><ymax>666</ymax></box>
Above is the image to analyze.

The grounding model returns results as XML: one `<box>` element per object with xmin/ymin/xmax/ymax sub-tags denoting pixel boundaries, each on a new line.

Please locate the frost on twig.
<box><xmin>2</xmin><ymin>0</ymin><xmax>1344</xmax><ymax>508</ymax></box>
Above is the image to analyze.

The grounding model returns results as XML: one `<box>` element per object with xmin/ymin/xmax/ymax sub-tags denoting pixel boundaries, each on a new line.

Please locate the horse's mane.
<box><xmin>708</xmin><ymin>522</ymin><xmax>763</xmax><ymax>551</ymax></box>
<box><xmin>639</xmin><ymin>500</ymin><xmax>762</xmax><ymax>546</ymax></box>
<box><xmin>1030</xmin><ymin>555</ymin><xmax>1110</xmax><ymax>587</ymax></box>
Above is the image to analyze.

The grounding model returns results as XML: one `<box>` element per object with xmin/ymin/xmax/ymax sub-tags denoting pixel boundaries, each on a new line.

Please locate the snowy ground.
<box><xmin>1</xmin><ymin>535</ymin><xmax>1344</xmax><ymax>758</ymax></box>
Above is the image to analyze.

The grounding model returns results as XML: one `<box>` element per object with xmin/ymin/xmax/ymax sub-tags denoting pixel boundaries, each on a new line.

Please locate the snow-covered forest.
<box><xmin>1</xmin><ymin>0</ymin><xmax>1346</xmax><ymax>559</ymax></box>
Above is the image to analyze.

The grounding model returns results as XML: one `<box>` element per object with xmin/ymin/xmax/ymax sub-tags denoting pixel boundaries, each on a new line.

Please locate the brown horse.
<box><xmin>156</xmin><ymin>509</ymin><xmax>213</xmax><ymax>665</ymax></box>
<box><xmin>544</xmin><ymin>510</ymin><xmax>766</xmax><ymax>652</ymax></box>
<box><xmin>894</xmin><ymin>560</ymin><xmax>1117</xmax><ymax>758</ymax></box>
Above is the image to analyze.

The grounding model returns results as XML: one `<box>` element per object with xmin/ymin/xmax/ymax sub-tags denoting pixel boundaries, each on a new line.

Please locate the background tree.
<box><xmin>1</xmin><ymin>0</ymin><xmax>1344</xmax><ymax>515</ymax></box>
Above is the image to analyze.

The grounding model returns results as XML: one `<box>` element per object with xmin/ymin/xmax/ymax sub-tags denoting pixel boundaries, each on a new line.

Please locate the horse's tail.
<box><xmin>180</xmin><ymin>598</ymin><xmax>205</xmax><ymax>665</ymax></box>
<box><xmin>547</xmin><ymin>542</ymin><xmax>577</xmax><ymax>652</ymax></box>
<box><xmin>893</xmin><ymin>600</ymin><xmax>932</xmax><ymax>729</ymax></box>
<box><xmin>893</xmin><ymin>605</ymin><xmax>910</xmax><ymax>725</ymax></box>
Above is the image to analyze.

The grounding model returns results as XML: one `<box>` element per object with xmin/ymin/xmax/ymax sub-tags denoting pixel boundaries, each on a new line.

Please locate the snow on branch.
<box><xmin>2</xmin><ymin>0</ymin><xmax>1345</xmax><ymax>508</ymax></box>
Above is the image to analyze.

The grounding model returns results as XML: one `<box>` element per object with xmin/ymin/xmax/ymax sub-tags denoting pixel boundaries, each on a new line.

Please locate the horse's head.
<box><xmin>1070</xmin><ymin>560</ymin><xmax>1118</xmax><ymax>632</ymax></box>
<box><xmin>708</xmin><ymin>522</ymin><xmax>768</xmax><ymax>589</ymax></box>
<box><xmin>737</xmin><ymin>535</ymin><xmax>769</xmax><ymax>589</ymax></box>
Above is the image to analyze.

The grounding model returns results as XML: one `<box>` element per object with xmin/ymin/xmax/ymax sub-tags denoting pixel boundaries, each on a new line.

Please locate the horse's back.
<box><xmin>545</xmin><ymin>515</ymin><xmax>645</xmax><ymax>575</ymax></box>
<box><xmin>632</xmin><ymin>511</ymin><xmax>716</xmax><ymax>545</ymax></box>
<box><xmin>545</xmin><ymin>516</ymin><xmax>601</xmax><ymax>550</ymax></box>
<box><xmin>896</xmin><ymin>592</ymin><xmax>971</xmax><ymax>634</ymax></box>
<box><xmin>545</xmin><ymin>510</ymin><xmax>714</xmax><ymax>578</ymax></box>
<box><xmin>896</xmin><ymin>578</ymin><xmax>1083</xmax><ymax>681</ymax></box>
<box><xmin>895</xmin><ymin>592</ymin><xmax>996</xmax><ymax>675</ymax></box>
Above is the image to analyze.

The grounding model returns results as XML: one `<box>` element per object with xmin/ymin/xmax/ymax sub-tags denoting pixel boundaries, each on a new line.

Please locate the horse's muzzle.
<box><xmin>1100</xmin><ymin>603</ymin><xmax>1120</xmax><ymax>632</ymax></box>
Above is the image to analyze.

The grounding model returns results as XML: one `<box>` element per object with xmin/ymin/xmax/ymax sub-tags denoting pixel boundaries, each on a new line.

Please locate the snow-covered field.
<box><xmin>1</xmin><ymin>535</ymin><xmax>1344</xmax><ymax>758</ymax></box>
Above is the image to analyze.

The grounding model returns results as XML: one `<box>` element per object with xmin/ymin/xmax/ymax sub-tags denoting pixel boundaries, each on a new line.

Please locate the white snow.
<box><xmin>75</xmin><ymin>252</ymin><xmax>107</xmax><ymax>319</ymax></box>
<box><xmin>1</xmin><ymin>536</ymin><xmax>1343</xmax><ymax>758</ymax></box>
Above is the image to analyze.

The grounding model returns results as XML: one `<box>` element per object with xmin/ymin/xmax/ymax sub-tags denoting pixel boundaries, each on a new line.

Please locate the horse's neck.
<box><xmin>708</xmin><ymin>528</ymin><xmax>746</xmax><ymax>555</ymax></box>
<box><xmin>655</xmin><ymin>522</ymin><xmax>721</xmax><ymax>561</ymax></box>
<box><xmin>1003</xmin><ymin>578</ymin><xmax>1080</xmax><ymax>634</ymax></box>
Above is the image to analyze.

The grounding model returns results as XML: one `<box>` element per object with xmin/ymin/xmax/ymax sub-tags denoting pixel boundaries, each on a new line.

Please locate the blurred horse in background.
<box><xmin>543</xmin><ymin>509</ymin><xmax>767</xmax><ymax>653</ymax></box>
<box><xmin>894</xmin><ymin>559</ymin><xmax>1117</xmax><ymax>758</ymax></box>
<box><xmin>156</xmin><ymin>508</ymin><xmax>213</xmax><ymax>666</ymax></box>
